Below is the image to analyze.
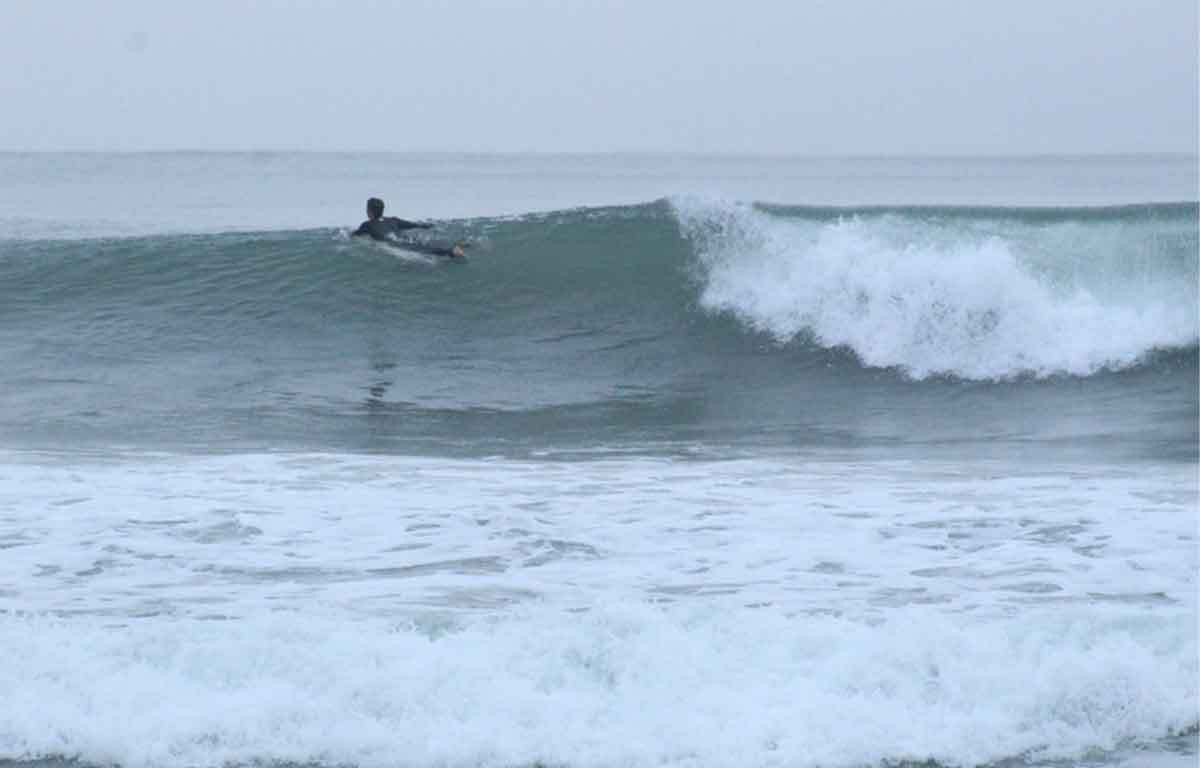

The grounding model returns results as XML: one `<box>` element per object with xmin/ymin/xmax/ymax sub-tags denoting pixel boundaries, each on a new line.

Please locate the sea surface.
<box><xmin>0</xmin><ymin>153</ymin><xmax>1196</xmax><ymax>768</ymax></box>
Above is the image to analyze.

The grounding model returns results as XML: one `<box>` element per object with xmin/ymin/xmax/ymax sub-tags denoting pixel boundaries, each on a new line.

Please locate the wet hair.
<box><xmin>367</xmin><ymin>197</ymin><xmax>385</xmax><ymax>219</ymax></box>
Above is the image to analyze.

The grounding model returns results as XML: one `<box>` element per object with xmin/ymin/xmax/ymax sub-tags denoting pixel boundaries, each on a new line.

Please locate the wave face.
<box><xmin>0</xmin><ymin>200</ymin><xmax>1196</xmax><ymax>456</ymax></box>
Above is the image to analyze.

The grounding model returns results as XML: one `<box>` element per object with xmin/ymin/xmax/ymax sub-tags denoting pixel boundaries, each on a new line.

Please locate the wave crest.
<box><xmin>674</xmin><ymin>197</ymin><xmax>1199</xmax><ymax>380</ymax></box>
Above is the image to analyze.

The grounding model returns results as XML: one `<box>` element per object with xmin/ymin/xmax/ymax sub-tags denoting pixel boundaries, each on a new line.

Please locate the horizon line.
<box><xmin>0</xmin><ymin>149</ymin><xmax>1196</xmax><ymax>160</ymax></box>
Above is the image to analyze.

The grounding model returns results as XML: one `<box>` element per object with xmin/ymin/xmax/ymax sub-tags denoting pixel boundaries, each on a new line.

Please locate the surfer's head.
<box><xmin>366</xmin><ymin>197</ymin><xmax>385</xmax><ymax>220</ymax></box>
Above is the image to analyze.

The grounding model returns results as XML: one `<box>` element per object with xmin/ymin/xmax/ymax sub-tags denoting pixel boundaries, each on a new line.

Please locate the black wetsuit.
<box><xmin>352</xmin><ymin>217</ymin><xmax>432</xmax><ymax>241</ymax></box>
<box><xmin>352</xmin><ymin>216</ymin><xmax>464</xmax><ymax>258</ymax></box>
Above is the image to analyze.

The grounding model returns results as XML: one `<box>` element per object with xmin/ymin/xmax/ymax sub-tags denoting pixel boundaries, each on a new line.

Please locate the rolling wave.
<box><xmin>3</xmin><ymin>199</ymin><xmax>1195</xmax><ymax>381</ymax></box>
<box><xmin>1</xmin><ymin>199</ymin><xmax>1195</xmax><ymax>456</ymax></box>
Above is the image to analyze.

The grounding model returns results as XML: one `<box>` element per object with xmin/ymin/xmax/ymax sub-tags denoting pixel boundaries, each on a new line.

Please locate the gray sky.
<box><xmin>2</xmin><ymin>0</ymin><xmax>1196</xmax><ymax>154</ymax></box>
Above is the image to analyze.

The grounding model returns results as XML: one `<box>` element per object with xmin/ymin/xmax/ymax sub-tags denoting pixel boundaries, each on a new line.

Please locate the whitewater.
<box><xmin>0</xmin><ymin>153</ymin><xmax>1196</xmax><ymax>768</ymax></box>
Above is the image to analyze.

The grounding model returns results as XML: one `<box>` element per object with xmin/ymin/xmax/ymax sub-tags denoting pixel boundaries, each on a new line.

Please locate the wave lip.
<box><xmin>673</xmin><ymin>196</ymin><xmax>1199</xmax><ymax>380</ymax></box>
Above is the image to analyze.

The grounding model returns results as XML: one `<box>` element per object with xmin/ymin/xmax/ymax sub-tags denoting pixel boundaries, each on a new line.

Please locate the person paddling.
<box><xmin>352</xmin><ymin>197</ymin><xmax>465</xmax><ymax>258</ymax></box>
<box><xmin>352</xmin><ymin>197</ymin><xmax>433</xmax><ymax>240</ymax></box>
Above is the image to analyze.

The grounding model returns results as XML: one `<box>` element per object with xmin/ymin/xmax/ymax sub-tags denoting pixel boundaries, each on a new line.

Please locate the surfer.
<box><xmin>352</xmin><ymin>197</ymin><xmax>433</xmax><ymax>240</ymax></box>
<box><xmin>352</xmin><ymin>197</ymin><xmax>466</xmax><ymax>258</ymax></box>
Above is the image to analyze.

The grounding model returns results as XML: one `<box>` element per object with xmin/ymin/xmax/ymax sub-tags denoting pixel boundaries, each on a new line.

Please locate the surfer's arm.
<box><xmin>387</xmin><ymin>217</ymin><xmax>434</xmax><ymax>232</ymax></box>
<box><xmin>351</xmin><ymin>223</ymin><xmax>371</xmax><ymax>237</ymax></box>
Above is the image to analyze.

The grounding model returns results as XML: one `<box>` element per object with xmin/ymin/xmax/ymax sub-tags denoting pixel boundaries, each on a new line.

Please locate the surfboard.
<box><xmin>398</xmin><ymin>240</ymin><xmax>468</xmax><ymax>260</ymax></box>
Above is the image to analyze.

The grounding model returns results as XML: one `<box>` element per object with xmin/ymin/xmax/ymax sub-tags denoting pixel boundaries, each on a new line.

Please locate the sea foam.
<box><xmin>0</xmin><ymin>602</ymin><xmax>1194</xmax><ymax>768</ymax></box>
<box><xmin>673</xmin><ymin>197</ymin><xmax>1198</xmax><ymax>380</ymax></box>
<box><xmin>0</xmin><ymin>451</ymin><xmax>1196</xmax><ymax>768</ymax></box>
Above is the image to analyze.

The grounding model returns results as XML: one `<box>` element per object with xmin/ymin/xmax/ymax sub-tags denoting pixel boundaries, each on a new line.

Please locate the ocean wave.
<box><xmin>0</xmin><ymin>198</ymin><xmax>1195</xmax><ymax>429</ymax></box>
<box><xmin>673</xmin><ymin>197</ymin><xmax>1198</xmax><ymax>379</ymax></box>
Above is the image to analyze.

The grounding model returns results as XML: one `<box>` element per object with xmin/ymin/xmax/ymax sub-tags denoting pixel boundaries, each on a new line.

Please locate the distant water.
<box><xmin>0</xmin><ymin>154</ymin><xmax>1196</xmax><ymax>768</ymax></box>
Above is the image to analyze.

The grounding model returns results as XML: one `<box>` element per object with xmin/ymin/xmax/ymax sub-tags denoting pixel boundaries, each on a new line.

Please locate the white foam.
<box><xmin>672</xmin><ymin>197</ymin><xmax>1198</xmax><ymax>380</ymax></box>
<box><xmin>0</xmin><ymin>450</ymin><xmax>1195</xmax><ymax>767</ymax></box>
<box><xmin>0</xmin><ymin>603</ymin><xmax>1194</xmax><ymax>768</ymax></box>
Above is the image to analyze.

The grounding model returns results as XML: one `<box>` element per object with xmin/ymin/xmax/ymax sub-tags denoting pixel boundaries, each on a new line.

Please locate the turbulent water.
<box><xmin>0</xmin><ymin>154</ymin><xmax>1196</xmax><ymax>768</ymax></box>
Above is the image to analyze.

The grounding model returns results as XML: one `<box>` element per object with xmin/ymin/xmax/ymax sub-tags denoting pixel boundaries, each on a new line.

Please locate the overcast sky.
<box><xmin>2</xmin><ymin>0</ymin><xmax>1196</xmax><ymax>154</ymax></box>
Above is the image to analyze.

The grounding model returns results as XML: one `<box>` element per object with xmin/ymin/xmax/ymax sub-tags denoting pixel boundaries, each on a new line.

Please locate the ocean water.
<box><xmin>0</xmin><ymin>153</ymin><xmax>1196</xmax><ymax>768</ymax></box>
